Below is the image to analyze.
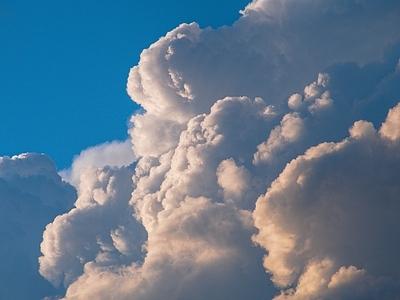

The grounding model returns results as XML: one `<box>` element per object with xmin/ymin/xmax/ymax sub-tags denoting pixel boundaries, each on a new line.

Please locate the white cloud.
<box><xmin>253</xmin><ymin>103</ymin><xmax>400</xmax><ymax>299</ymax></box>
<box><xmin>126</xmin><ymin>0</ymin><xmax>400</xmax><ymax>167</ymax></box>
<box><xmin>59</xmin><ymin>139</ymin><xmax>135</xmax><ymax>187</ymax></box>
<box><xmin>349</xmin><ymin>120</ymin><xmax>376</xmax><ymax>138</ymax></box>
<box><xmin>380</xmin><ymin>103</ymin><xmax>400</xmax><ymax>141</ymax></box>
<box><xmin>63</xmin><ymin>196</ymin><xmax>273</xmax><ymax>300</ymax></box>
<box><xmin>217</xmin><ymin>158</ymin><xmax>251</xmax><ymax>202</ymax></box>
<box><xmin>254</xmin><ymin>112</ymin><xmax>305</xmax><ymax>164</ymax></box>
<box><xmin>39</xmin><ymin>165</ymin><xmax>144</xmax><ymax>288</ymax></box>
<box><xmin>287</xmin><ymin>93</ymin><xmax>303</xmax><ymax>111</ymax></box>
<box><xmin>307</xmin><ymin>91</ymin><xmax>333</xmax><ymax>115</ymax></box>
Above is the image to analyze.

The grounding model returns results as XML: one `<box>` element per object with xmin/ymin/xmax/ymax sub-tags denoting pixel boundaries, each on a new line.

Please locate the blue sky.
<box><xmin>1</xmin><ymin>0</ymin><xmax>249</xmax><ymax>170</ymax></box>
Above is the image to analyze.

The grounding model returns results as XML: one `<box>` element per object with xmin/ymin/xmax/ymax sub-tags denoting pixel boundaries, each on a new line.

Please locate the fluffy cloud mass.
<box><xmin>2</xmin><ymin>0</ymin><xmax>400</xmax><ymax>299</ymax></box>
<box><xmin>253</xmin><ymin>106</ymin><xmax>400</xmax><ymax>299</ymax></box>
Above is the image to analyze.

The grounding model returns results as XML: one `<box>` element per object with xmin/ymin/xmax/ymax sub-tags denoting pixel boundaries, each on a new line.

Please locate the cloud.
<box><xmin>253</xmin><ymin>103</ymin><xmax>400</xmax><ymax>299</ymax></box>
<box><xmin>241</xmin><ymin>0</ymin><xmax>400</xmax><ymax>66</ymax></box>
<box><xmin>0</xmin><ymin>153</ymin><xmax>76</xmax><ymax>300</ymax></box>
<box><xmin>128</xmin><ymin>0</ymin><xmax>400</xmax><ymax>124</ymax></box>
<box><xmin>59</xmin><ymin>139</ymin><xmax>136</xmax><ymax>187</ymax></box>
<box><xmin>39</xmin><ymin>165</ymin><xmax>144</xmax><ymax>288</ymax></box>
<box><xmin>31</xmin><ymin>0</ymin><xmax>400</xmax><ymax>299</ymax></box>
<box><xmin>253</xmin><ymin>112</ymin><xmax>305</xmax><ymax>164</ymax></box>
<box><xmin>217</xmin><ymin>158</ymin><xmax>251</xmax><ymax>202</ymax></box>
<box><xmin>63</xmin><ymin>197</ymin><xmax>273</xmax><ymax>300</ymax></box>
<box><xmin>40</xmin><ymin>96</ymin><xmax>277</xmax><ymax>299</ymax></box>
<box><xmin>380</xmin><ymin>101</ymin><xmax>400</xmax><ymax>140</ymax></box>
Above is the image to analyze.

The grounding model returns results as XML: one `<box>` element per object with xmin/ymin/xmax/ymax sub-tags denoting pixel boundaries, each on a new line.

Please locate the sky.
<box><xmin>1</xmin><ymin>0</ymin><xmax>400</xmax><ymax>299</ymax></box>
<box><xmin>1</xmin><ymin>0</ymin><xmax>249</xmax><ymax>170</ymax></box>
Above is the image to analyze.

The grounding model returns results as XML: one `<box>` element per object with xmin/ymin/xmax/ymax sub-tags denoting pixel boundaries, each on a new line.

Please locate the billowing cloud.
<box><xmin>0</xmin><ymin>153</ymin><xmax>76</xmax><ymax>299</ymax></box>
<box><xmin>253</xmin><ymin>104</ymin><xmax>400</xmax><ymax>299</ymax></box>
<box><xmin>40</xmin><ymin>96</ymin><xmax>277</xmax><ymax>299</ymax></box>
<box><xmin>63</xmin><ymin>197</ymin><xmax>272</xmax><ymax>300</ymax></box>
<box><xmin>39</xmin><ymin>165</ymin><xmax>144</xmax><ymax>288</ymax></box>
<box><xmin>14</xmin><ymin>0</ymin><xmax>400</xmax><ymax>299</ymax></box>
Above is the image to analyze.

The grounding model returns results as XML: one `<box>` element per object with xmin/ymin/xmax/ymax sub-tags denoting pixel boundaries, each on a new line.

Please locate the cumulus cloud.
<box><xmin>253</xmin><ymin>112</ymin><xmax>305</xmax><ymax>164</ymax></box>
<box><xmin>253</xmin><ymin>103</ymin><xmax>400</xmax><ymax>299</ymax></box>
<box><xmin>39</xmin><ymin>165</ymin><xmax>144</xmax><ymax>288</ymax></box>
<box><xmin>63</xmin><ymin>197</ymin><xmax>273</xmax><ymax>300</ymax></box>
<box><xmin>40</xmin><ymin>95</ymin><xmax>277</xmax><ymax>299</ymax></box>
<box><xmin>128</xmin><ymin>1</ymin><xmax>395</xmax><ymax>161</ymax></box>
<box><xmin>380</xmin><ymin>103</ymin><xmax>400</xmax><ymax>140</ymax></box>
<box><xmin>60</xmin><ymin>139</ymin><xmax>135</xmax><ymax>187</ymax></box>
<box><xmin>30</xmin><ymin>0</ymin><xmax>400</xmax><ymax>299</ymax></box>
<box><xmin>0</xmin><ymin>153</ymin><xmax>76</xmax><ymax>300</ymax></box>
<box><xmin>217</xmin><ymin>158</ymin><xmax>251</xmax><ymax>202</ymax></box>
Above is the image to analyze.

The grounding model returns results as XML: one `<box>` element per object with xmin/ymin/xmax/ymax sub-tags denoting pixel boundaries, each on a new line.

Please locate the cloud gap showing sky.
<box><xmin>1</xmin><ymin>0</ymin><xmax>400</xmax><ymax>299</ymax></box>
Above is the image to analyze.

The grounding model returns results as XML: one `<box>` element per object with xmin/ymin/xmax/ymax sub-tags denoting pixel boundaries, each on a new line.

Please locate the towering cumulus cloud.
<box><xmin>34</xmin><ymin>0</ymin><xmax>400</xmax><ymax>299</ymax></box>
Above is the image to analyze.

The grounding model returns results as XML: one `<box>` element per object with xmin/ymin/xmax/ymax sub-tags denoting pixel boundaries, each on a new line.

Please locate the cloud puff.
<box><xmin>253</xmin><ymin>103</ymin><xmax>400</xmax><ymax>299</ymax></box>
<box><xmin>59</xmin><ymin>139</ymin><xmax>135</xmax><ymax>187</ymax></box>
<box><xmin>0</xmin><ymin>153</ymin><xmax>76</xmax><ymax>300</ymax></box>
<box><xmin>39</xmin><ymin>165</ymin><xmax>144</xmax><ymax>288</ymax></box>
<box><xmin>253</xmin><ymin>112</ymin><xmax>305</xmax><ymax>164</ymax></box>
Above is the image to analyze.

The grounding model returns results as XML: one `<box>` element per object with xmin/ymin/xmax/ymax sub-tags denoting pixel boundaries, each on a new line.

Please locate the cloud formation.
<box><xmin>41</xmin><ymin>95</ymin><xmax>277</xmax><ymax>299</ymax></box>
<box><xmin>39</xmin><ymin>165</ymin><xmax>143</xmax><ymax>288</ymax></box>
<box><xmin>1</xmin><ymin>0</ymin><xmax>397</xmax><ymax>299</ymax></box>
<box><xmin>253</xmin><ymin>104</ymin><xmax>400</xmax><ymax>299</ymax></box>
<box><xmin>0</xmin><ymin>153</ymin><xmax>76</xmax><ymax>299</ymax></box>
<box><xmin>59</xmin><ymin>139</ymin><xmax>135</xmax><ymax>187</ymax></box>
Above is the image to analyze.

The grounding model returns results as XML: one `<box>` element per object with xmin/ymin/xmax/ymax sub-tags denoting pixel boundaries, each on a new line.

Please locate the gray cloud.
<box><xmin>0</xmin><ymin>153</ymin><xmax>76</xmax><ymax>300</ymax></box>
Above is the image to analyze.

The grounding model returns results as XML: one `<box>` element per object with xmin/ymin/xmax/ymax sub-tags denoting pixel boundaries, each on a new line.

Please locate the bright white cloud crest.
<box><xmin>1</xmin><ymin>0</ymin><xmax>400</xmax><ymax>299</ymax></box>
<box><xmin>59</xmin><ymin>139</ymin><xmax>135</xmax><ymax>187</ymax></box>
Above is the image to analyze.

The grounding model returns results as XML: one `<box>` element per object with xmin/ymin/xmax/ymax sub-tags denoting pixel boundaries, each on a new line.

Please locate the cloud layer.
<box><xmin>1</xmin><ymin>0</ymin><xmax>400</xmax><ymax>299</ymax></box>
